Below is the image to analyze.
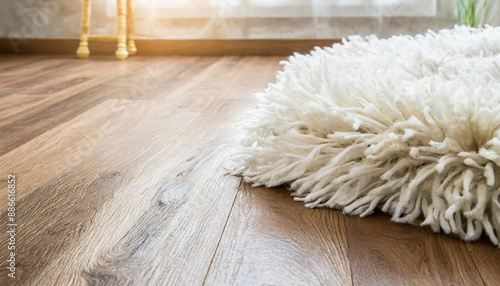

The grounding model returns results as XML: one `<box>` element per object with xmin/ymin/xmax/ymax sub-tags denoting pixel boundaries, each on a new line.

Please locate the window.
<box><xmin>107</xmin><ymin>0</ymin><xmax>437</xmax><ymax>18</ymax></box>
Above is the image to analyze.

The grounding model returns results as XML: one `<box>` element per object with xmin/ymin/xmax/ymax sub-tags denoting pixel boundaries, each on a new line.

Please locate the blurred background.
<box><xmin>2</xmin><ymin>0</ymin><xmax>499</xmax><ymax>41</ymax></box>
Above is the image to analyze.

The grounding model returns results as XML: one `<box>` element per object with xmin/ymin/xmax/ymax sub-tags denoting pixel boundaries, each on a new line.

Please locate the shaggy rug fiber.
<box><xmin>233</xmin><ymin>26</ymin><xmax>500</xmax><ymax>246</ymax></box>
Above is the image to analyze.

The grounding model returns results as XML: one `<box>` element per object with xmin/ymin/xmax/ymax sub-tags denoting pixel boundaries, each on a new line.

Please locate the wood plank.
<box><xmin>0</xmin><ymin>84</ymin><xmax>131</xmax><ymax>155</ymax></box>
<box><xmin>0</xmin><ymin>56</ymin><xmax>220</xmax><ymax>205</ymax></box>
<box><xmin>2</xmin><ymin>97</ymin><xmax>250</xmax><ymax>285</ymax></box>
<box><xmin>24</xmin><ymin>76</ymin><xmax>92</xmax><ymax>95</ymax></box>
<box><xmin>4</xmin><ymin>61</ymin><xmax>76</xmax><ymax>88</ymax></box>
<box><xmin>204</xmin><ymin>184</ymin><xmax>352</xmax><ymax>286</ymax></box>
<box><xmin>0</xmin><ymin>99</ymin><xmax>145</xmax><ymax>207</ymax></box>
<box><xmin>344</xmin><ymin>213</ymin><xmax>485</xmax><ymax>286</ymax></box>
<box><xmin>0</xmin><ymin>57</ymin><xmax>216</xmax><ymax>153</ymax></box>
<box><xmin>152</xmin><ymin>56</ymin><xmax>282</xmax><ymax>112</ymax></box>
<box><xmin>466</xmin><ymin>238</ymin><xmax>500</xmax><ymax>286</ymax></box>
<box><xmin>0</xmin><ymin>56</ymin><xmax>279</xmax><ymax>285</ymax></box>
<box><xmin>104</xmin><ymin>56</ymin><xmax>219</xmax><ymax>100</ymax></box>
<box><xmin>0</xmin><ymin>98</ymin><xmax>203</xmax><ymax>285</ymax></box>
<box><xmin>0</xmin><ymin>55</ymin><xmax>48</xmax><ymax>71</ymax></box>
<box><xmin>150</xmin><ymin>56</ymin><xmax>247</xmax><ymax>109</ymax></box>
<box><xmin>0</xmin><ymin>58</ymin><xmax>71</xmax><ymax>86</ymax></box>
<box><xmin>0</xmin><ymin>93</ymin><xmax>46</xmax><ymax>123</ymax></box>
<box><xmin>0</xmin><ymin>58</ymin><xmax>151</xmax><ymax>127</ymax></box>
<box><xmin>0</xmin><ymin>88</ymin><xmax>21</xmax><ymax>99</ymax></box>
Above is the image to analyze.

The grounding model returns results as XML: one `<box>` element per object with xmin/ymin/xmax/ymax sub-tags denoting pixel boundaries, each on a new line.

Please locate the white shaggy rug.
<box><xmin>233</xmin><ymin>26</ymin><xmax>500</xmax><ymax>246</ymax></box>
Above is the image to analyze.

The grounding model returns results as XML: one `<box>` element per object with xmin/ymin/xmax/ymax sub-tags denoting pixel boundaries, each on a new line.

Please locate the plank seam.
<box><xmin>202</xmin><ymin>178</ymin><xmax>243</xmax><ymax>285</ymax></box>
<box><xmin>343</xmin><ymin>215</ymin><xmax>356</xmax><ymax>286</ymax></box>
<box><xmin>464</xmin><ymin>240</ymin><xmax>487</xmax><ymax>286</ymax></box>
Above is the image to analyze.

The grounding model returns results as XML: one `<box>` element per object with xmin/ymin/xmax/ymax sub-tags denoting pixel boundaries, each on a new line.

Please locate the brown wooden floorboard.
<box><xmin>0</xmin><ymin>55</ymin><xmax>498</xmax><ymax>286</ymax></box>
<box><xmin>344</xmin><ymin>213</ymin><xmax>485</xmax><ymax>286</ymax></box>
<box><xmin>204</xmin><ymin>184</ymin><xmax>352</xmax><ymax>286</ymax></box>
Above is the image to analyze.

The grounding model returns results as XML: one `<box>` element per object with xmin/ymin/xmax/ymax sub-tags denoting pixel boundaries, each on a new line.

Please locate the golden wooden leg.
<box><xmin>126</xmin><ymin>0</ymin><xmax>137</xmax><ymax>55</ymax></box>
<box><xmin>116</xmin><ymin>0</ymin><xmax>128</xmax><ymax>60</ymax></box>
<box><xmin>76</xmin><ymin>0</ymin><xmax>92</xmax><ymax>59</ymax></box>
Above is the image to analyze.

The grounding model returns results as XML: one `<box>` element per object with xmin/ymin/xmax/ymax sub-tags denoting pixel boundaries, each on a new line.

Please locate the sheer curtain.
<box><xmin>3</xmin><ymin>0</ymin><xmax>492</xmax><ymax>39</ymax></box>
<box><xmin>95</xmin><ymin>0</ymin><xmax>457</xmax><ymax>39</ymax></box>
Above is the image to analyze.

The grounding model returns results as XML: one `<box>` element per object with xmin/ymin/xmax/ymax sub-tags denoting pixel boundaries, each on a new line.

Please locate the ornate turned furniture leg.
<box><xmin>116</xmin><ymin>0</ymin><xmax>129</xmax><ymax>60</ymax></box>
<box><xmin>76</xmin><ymin>0</ymin><xmax>92</xmax><ymax>59</ymax></box>
<box><xmin>126</xmin><ymin>0</ymin><xmax>137</xmax><ymax>55</ymax></box>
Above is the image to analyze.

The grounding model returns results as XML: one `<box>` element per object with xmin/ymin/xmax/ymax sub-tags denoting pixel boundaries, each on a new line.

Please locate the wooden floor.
<box><xmin>0</xmin><ymin>55</ymin><xmax>498</xmax><ymax>286</ymax></box>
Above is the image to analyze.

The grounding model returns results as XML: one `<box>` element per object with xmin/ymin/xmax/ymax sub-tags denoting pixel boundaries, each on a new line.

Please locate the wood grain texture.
<box><xmin>0</xmin><ymin>56</ymin><xmax>50</xmax><ymax>72</ymax></box>
<box><xmin>345</xmin><ymin>213</ymin><xmax>485</xmax><ymax>286</ymax></box>
<box><xmin>0</xmin><ymin>55</ymin><xmax>498</xmax><ymax>286</ymax></box>
<box><xmin>466</xmin><ymin>240</ymin><xmax>500</xmax><ymax>286</ymax></box>
<box><xmin>204</xmin><ymin>184</ymin><xmax>352</xmax><ymax>286</ymax></box>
